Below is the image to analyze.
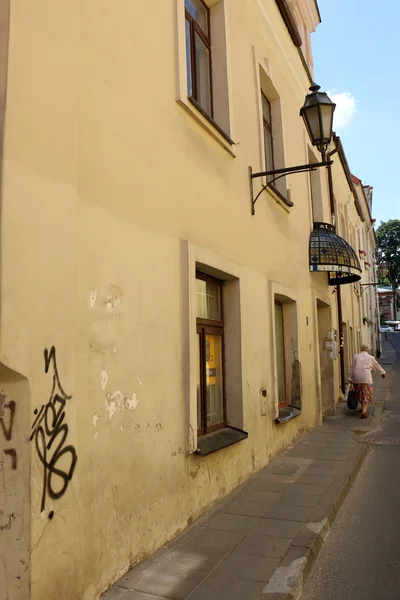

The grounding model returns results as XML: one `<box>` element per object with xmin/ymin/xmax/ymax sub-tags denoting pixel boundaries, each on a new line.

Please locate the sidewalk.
<box><xmin>101</xmin><ymin>343</ymin><xmax>394</xmax><ymax>600</ymax></box>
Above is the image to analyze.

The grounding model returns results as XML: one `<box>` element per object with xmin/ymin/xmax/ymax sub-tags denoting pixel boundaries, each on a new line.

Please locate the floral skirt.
<box><xmin>354</xmin><ymin>383</ymin><xmax>373</xmax><ymax>406</ymax></box>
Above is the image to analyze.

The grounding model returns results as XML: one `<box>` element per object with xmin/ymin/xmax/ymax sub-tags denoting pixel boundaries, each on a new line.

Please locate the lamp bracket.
<box><xmin>360</xmin><ymin>282</ymin><xmax>380</xmax><ymax>296</ymax></box>
<box><xmin>249</xmin><ymin>160</ymin><xmax>333</xmax><ymax>215</ymax></box>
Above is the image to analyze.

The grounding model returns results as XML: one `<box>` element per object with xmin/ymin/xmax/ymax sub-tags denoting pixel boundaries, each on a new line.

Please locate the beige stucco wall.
<box><xmin>0</xmin><ymin>1</ymin><xmax>342</xmax><ymax>599</ymax></box>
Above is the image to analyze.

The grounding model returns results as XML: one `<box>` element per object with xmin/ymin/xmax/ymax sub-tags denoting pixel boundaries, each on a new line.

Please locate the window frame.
<box><xmin>196</xmin><ymin>271</ymin><xmax>226</xmax><ymax>435</ymax></box>
<box><xmin>185</xmin><ymin>0</ymin><xmax>214</xmax><ymax>118</ymax></box>
<box><xmin>261</xmin><ymin>91</ymin><xmax>275</xmax><ymax>178</ymax></box>
<box><xmin>274</xmin><ymin>301</ymin><xmax>288</xmax><ymax>408</ymax></box>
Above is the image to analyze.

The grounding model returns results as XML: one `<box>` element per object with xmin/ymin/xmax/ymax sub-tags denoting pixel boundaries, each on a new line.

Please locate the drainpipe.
<box><xmin>336</xmin><ymin>285</ymin><xmax>345</xmax><ymax>393</ymax></box>
<box><xmin>325</xmin><ymin>146</ymin><xmax>345</xmax><ymax>393</ymax></box>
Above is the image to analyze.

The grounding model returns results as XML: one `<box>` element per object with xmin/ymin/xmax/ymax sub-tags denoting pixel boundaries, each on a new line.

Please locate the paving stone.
<box><xmin>271</xmin><ymin>463</ymin><xmax>300</xmax><ymax>476</ymax></box>
<box><xmin>290</xmin><ymin>483</ymin><xmax>328</xmax><ymax>496</ymax></box>
<box><xmin>286</xmin><ymin>447</ymin><xmax>322</xmax><ymax>459</ymax></box>
<box><xmin>162</xmin><ymin>545</ymin><xmax>229</xmax><ymax>573</ymax></box>
<box><xmin>252</xmin><ymin>518</ymin><xmax>304</xmax><ymax>539</ymax></box>
<box><xmin>306</xmin><ymin>466</ymin><xmax>342</xmax><ymax>476</ymax></box>
<box><xmin>134</xmin><ymin>565</ymin><xmax>207</xmax><ymax>600</ymax></box>
<box><xmin>318</xmin><ymin>452</ymin><xmax>349</xmax><ymax>461</ymax></box>
<box><xmin>277</xmin><ymin>493</ymin><xmax>320</xmax><ymax>508</ymax></box>
<box><xmin>223</xmin><ymin>499</ymin><xmax>272</xmax><ymax>518</ymax></box>
<box><xmin>240</xmin><ymin>490</ymin><xmax>281</xmax><ymax>506</ymax></box>
<box><xmin>309</xmin><ymin>504</ymin><xmax>336</xmax><ymax>526</ymax></box>
<box><xmin>207</xmin><ymin>512</ymin><xmax>259</xmax><ymax>534</ymax></box>
<box><xmin>311</xmin><ymin>459</ymin><xmax>349</xmax><ymax>470</ymax></box>
<box><xmin>117</xmin><ymin>561</ymin><xmax>159</xmax><ymax>590</ymax></box>
<box><xmin>235</xmin><ymin>534</ymin><xmax>292</xmax><ymax>559</ymax></box>
<box><xmin>292</xmin><ymin>525</ymin><xmax>324</xmax><ymax>556</ymax></box>
<box><xmin>213</xmin><ymin>551</ymin><xmax>279</xmax><ymax>582</ymax></box>
<box><xmin>189</xmin><ymin>574</ymin><xmax>264</xmax><ymax>600</ymax></box>
<box><xmin>301</xmin><ymin>441</ymin><xmax>329</xmax><ymax>448</ymax></box>
<box><xmin>101</xmin><ymin>585</ymin><xmax>128</xmax><ymax>599</ymax></box>
<box><xmin>124</xmin><ymin>593</ymin><xmax>173</xmax><ymax>600</ymax></box>
<box><xmin>280</xmin><ymin>545</ymin><xmax>313</xmax><ymax>581</ymax></box>
<box><xmin>319</xmin><ymin>477</ymin><xmax>351</xmax><ymax>509</ymax></box>
<box><xmin>265</xmin><ymin>504</ymin><xmax>313</xmax><ymax>522</ymax></box>
<box><xmin>324</xmin><ymin>445</ymin><xmax>356</xmax><ymax>453</ymax></box>
<box><xmin>186</xmin><ymin>528</ymin><xmax>244</xmax><ymax>550</ymax></box>
<box><xmin>248</xmin><ymin>480</ymin><xmax>291</xmax><ymax>493</ymax></box>
<box><xmin>295</xmin><ymin>474</ymin><xmax>336</xmax><ymax>486</ymax></box>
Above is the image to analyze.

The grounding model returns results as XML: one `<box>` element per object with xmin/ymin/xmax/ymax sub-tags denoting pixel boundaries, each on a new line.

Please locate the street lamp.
<box><xmin>300</xmin><ymin>84</ymin><xmax>336</xmax><ymax>156</ymax></box>
<box><xmin>360</xmin><ymin>263</ymin><xmax>389</xmax><ymax>295</ymax></box>
<box><xmin>377</xmin><ymin>262</ymin><xmax>388</xmax><ymax>279</ymax></box>
<box><xmin>249</xmin><ymin>83</ymin><xmax>336</xmax><ymax>214</ymax></box>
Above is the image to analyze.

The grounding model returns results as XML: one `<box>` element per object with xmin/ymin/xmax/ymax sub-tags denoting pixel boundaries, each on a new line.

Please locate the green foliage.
<box><xmin>376</xmin><ymin>220</ymin><xmax>400</xmax><ymax>287</ymax></box>
<box><xmin>380</xmin><ymin>313</ymin><xmax>386</xmax><ymax>325</ymax></box>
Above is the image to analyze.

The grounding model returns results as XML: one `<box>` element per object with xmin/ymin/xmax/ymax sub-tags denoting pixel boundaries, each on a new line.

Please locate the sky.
<box><xmin>312</xmin><ymin>0</ymin><xmax>399</xmax><ymax>226</ymax></box>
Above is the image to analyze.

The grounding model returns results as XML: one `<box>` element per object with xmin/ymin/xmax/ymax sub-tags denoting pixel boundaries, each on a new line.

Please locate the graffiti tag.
<box><xmin>30</xmin><ymin>346</ymin><xmax>77</xmax><ymax>513</ymax></box>
<box><xmin>0</xmin><ymin>395</ymin><xmax>17</xmax><ymax>471</ymax></box>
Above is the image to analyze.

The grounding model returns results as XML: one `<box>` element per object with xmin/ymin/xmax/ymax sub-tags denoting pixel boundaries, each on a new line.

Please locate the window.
<box><xmin>185</xmin><ymin>0</ymin><xmax>212</xmax><ymax>117</ymax></box>
<box><xmin>262</xmin><ymin>92</ymin><xmax>275</xmax><ymax>182</ymax></box>
<box><xmin>271</xmin><ymin>289</ymin><xmax>301</xmax><ymax>421</ymax></box>
<box><xmin>196</xmin><ymin>273</ymin><xmax>225</xmax><ymax>435</ymax></box>
<box><xmin>274</xmin><ymin>302</ymin><xmax>287</xmax><ymax>406</ymax></box>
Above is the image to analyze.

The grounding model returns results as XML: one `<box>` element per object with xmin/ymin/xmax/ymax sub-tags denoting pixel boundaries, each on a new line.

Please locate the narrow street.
<box><xmin>303</xmin><ymin>334</ymin><xmax>400</xmax><ymax>600</ymax></box>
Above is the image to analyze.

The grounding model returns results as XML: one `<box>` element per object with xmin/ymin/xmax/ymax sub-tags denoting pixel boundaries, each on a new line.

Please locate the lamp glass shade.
<box><xmin>377</xmin><ymin>264</ymin><xmax>389</xmax><ymax>279</ymax></box>
<box><xmin>300</xmin><ymin>85</ymin><xmax>336</xmax><ymax>151</ymax></box>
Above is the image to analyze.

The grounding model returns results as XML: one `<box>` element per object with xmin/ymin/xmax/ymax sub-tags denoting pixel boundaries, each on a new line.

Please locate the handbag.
<box><xmin>347</xmin><ymin>385</ymin><xmax>358</xmax><ymax>410</ymax></box>
<box><xmin>347</xmin><ymin>355</ymin><xmax>359</xmax><ymax>410</ymax></box>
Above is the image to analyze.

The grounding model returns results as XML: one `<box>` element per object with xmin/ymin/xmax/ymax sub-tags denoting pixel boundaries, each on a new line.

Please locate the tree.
<box><xmin>376</xmin><ymin>220</ymin><xmax>400</xmax><ymax>320</ymax></box>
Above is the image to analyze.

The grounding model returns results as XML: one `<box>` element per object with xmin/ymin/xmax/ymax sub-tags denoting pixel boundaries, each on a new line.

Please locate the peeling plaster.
<box><xmin>101</xmin><ymin>370</ymin><xmax>108</xmax><ymax>390</ymax></box>
<box><xmin>93</xmin><ymin>413</ymin><xmax>100</xmax><ymax>428</ymax></box>
<box><xmin>105</xmin><ymin>390</ymin><xmax>125</xmax><ymax>421</ymax></box>
<box><xmin>155</xmin><ymin>422</ymin><xmax>163</xmax><ymax>431</ymax></box>
<box><xmin>89</xmin><ymin>291</ymin><xmax>97</xmax><ymax>307</ymax></box>
<box><xmin>106</xmin><ymin>296</ymin><xmax>121</xmax><ymax>312</ymax></box>
<box><xmin>137</xmin><ymin>377</ymin><xmax>143</xmax><ymax>386</ymax></box>
<box><xmin>93</xmin><ymin>432</ymin><xmax>99</xmax><ymax>442</ymax></box>
<box><xmin>126</xmin><ymin>393</ymin><xmax>140</xmax><ymax>411</ymax></box>
<box><xmin>0</xmin><ymin>391</ymin><xmax>6</xmax><ymax>417</ymax></box>
<box><xmin>119</xmin><ymin>563</ymin><xmax>130</xmax><ymax>577</ymax></box>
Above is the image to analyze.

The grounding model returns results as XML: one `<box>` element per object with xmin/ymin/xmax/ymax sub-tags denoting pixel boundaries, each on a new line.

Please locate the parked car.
<box><xmin>380</xmin><ymin>325</ymin><xmax>394</xmax><ymax>333</ymax></box>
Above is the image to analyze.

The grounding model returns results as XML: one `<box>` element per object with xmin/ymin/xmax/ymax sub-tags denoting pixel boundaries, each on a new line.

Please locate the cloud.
<box><xmin>327</xmin><ymin>91</ymin><xmax>357</xmax><ymax>132</ymax></box>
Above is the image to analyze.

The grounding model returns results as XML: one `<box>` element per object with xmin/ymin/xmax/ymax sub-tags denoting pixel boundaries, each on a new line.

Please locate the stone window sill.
<box><xmin>275</xmin><ymin>405</ymin><xmax>302</xmax><ymax>424</ymax></box>
<box><xmin>266</xmin><ymin>184</ymin><xmax>293</xmax><ymax>212</ymax></box>
<box><xmin>177</xmin><ymin>96</ymin><xmax>236</xmax><ymax>157</ymax></box>
<box><xmin>195</xmin><ymin>426</ymin><xmax>248</xmax><ymax>456</ymax></box>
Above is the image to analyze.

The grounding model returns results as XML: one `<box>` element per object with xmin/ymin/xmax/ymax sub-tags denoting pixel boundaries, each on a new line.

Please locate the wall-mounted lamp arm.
<box><xmin>249</xmin><ymin>160</ymin><xmax>333</xmax><ymax>215</ymax></box>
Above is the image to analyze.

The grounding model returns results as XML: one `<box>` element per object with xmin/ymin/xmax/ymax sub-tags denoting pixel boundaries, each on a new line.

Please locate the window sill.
<box><xmin>266</xmin><ymin>185</ymin><xmax>293</xmax><ymax>212</ymax></box>
<box><xmin>275</xmin><ymin>405</ymin><xmax>301</xmax><ymax>424</ymax></box>
<box><xmin>195</xmin><ymin>426</ymin><xmax>248</xmax><ymax>456</ymax></box>
<box><xmin>177</xmin><ymin>96</ymin><xmax>236</xmax><ymax>157</ymax></box>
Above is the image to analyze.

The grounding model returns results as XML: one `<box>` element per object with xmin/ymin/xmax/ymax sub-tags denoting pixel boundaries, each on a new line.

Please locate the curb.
<box><xmin>260</xmin><ymin>440</ymin><xmax>369</xmax><ymax>600</ymax></box>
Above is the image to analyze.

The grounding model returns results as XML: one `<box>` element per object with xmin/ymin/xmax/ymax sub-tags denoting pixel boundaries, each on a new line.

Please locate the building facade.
<box><xmin>0</xmin><ymin>1</ymin><xmax>379</xmax><ymax>599</ymax></box>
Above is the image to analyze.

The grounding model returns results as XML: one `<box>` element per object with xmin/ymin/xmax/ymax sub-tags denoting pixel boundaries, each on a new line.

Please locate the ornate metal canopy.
<box><xmin>310</xmin><ymin>222</ymin><xmax>362</xmax><ymax>286</ymax></box>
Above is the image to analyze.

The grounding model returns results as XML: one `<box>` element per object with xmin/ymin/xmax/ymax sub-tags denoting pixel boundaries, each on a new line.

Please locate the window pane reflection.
<box><xmin>196</xmin><ymin>279</ymin><xmax>221</xmax><ymax>321</ymax></box>
<box><xmin>206</xmin><ymin>334</ymin><xmax>224</xmax><ymax>427</ymax></box>
<box><xmin>194</xmin><ymin>33</ymin><xmax>211</xmax><ymax>116</ymax></box>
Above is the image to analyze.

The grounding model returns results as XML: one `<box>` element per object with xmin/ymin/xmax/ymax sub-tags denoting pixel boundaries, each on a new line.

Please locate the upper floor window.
<box><xmin>262</xmin><ymin>92</ymin><xmax>274</xmax><ymax>182</ymax></box>
<box><xmin>185</xmin><ymin>0</ymin><xmax>212</xmax><ymax>117</ymax></box>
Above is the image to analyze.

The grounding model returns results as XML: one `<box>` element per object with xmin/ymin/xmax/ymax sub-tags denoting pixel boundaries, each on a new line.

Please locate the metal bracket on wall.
<box><xmin>249</xmin><ymin>160</ymin><xmax>332</xmax><ymax>215</ymax></box>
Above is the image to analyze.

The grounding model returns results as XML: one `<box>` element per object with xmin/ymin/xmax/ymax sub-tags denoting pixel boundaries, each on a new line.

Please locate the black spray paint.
<box><xmin>30</xmin><ymin>346</ymin><xmax>77</xmax><ymax>513</ymax></box>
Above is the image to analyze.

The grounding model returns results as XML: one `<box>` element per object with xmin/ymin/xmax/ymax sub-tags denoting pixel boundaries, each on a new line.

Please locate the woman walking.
<box><xmin>349</xmin><ymin>344</ymin><xmax>386</xmax><ymax>418</ymax></box>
